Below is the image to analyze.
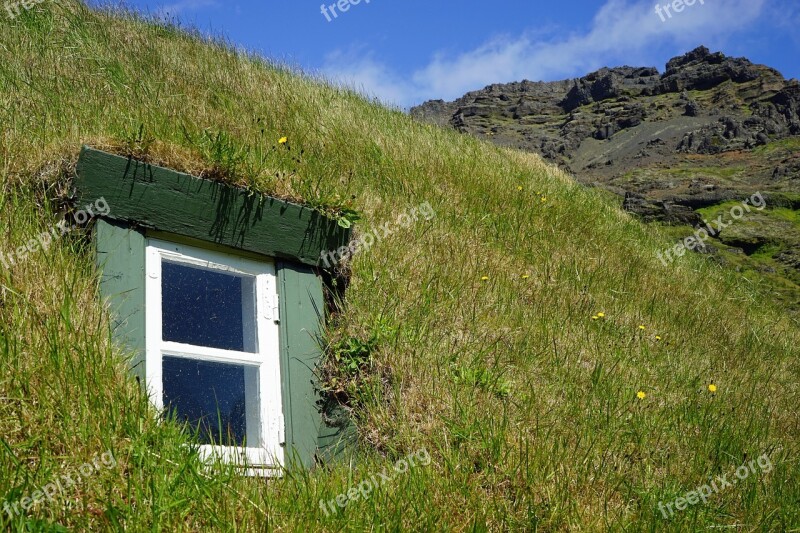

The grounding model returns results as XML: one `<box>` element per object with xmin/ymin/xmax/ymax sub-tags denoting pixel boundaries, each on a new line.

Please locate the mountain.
<box><xmin>412</xmin><ymin>47</ymin><xmax>800</xmax><ymax>311</ymax></box>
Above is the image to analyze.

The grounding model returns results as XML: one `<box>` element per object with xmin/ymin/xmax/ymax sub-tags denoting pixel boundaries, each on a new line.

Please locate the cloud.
<box><xmin>322</xmin><ymin>0</ymin><xmax>767</xmax><ymax>108</ymax></box>
<box><xmin>319</xmin><ymin>48</ymin><xmax>413</xmax><ymax>109</ymax></box>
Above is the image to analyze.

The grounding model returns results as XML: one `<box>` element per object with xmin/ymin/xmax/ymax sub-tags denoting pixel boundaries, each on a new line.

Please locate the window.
<box><xmin>145</xmin><ymin>239</ymin><xmax>284</xmax><ymax>471</ymax></box>
<box><xmin>79</xmin><ymin>147</ymin><xmax>356</xmax><ymax>471</ymax></box>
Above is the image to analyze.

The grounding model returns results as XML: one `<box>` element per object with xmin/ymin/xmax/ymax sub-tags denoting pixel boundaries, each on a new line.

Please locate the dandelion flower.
<box><xmin>597</xmin><ymin>312</ymin><xmax>605</xmax><ymax>318</ymax></box>
<box><xmin>278</xmin><ymin>136</ymin><xmax>288</xmax><ymax>144</ymax></box>
<box><xmin>708</xmin><ymin>384</ymin><xmax>717</xmax><ymax>393</ymax></box>
<box><xmin>517</xmin><ymin>185</ymin><xmax>523</xmax><ymax>191</ymax></box>
<box><xmin>481</xmin><ymin>276</ymin><xmax>489</xmax><ymax>281</ymax></box>
<box><xmin>540</xmin><ymin>196</ymin><xmax>547</xmax><ymax>202</ymax></box>
<box><xmin>591</xmin><ymin>315</ymin><xmax>599</xmax><ymax>321</ymax></box>
<box><xmin>638</xmin><ymin>325</ymin><xmax>646</xmax><ymax>330</ymax></box>
<box><xmin>655</xmin><ymin>335</ymin><xmax>662</xmax><ymax>341</ymax></box>
<box><xmin>637</xmin><ymin>391</ymin><xmax>646</xmax><ymax>400</ymax></box>
<box><xmin>521</xmin><ymin>274</ymin><xmax>530</xmax><ymax>279</ymax></box>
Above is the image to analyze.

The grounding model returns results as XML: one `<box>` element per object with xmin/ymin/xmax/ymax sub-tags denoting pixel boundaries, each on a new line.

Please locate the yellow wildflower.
<box><xmin>278</xmin><ymin>136</ymin><xmax>288</xmax><ymax>144</ymax></box>
<box><xmin>708</xmin><ymin>384</ymin><xmax>717</xmax><ymax>393</ymax></box>
<box><xmin>637</xmin><ymin>391</ymin><xmax>646</xmax><ymax>400</ymax></box>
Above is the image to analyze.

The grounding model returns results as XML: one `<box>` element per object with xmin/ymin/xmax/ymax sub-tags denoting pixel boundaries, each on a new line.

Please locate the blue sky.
<box><xmin>104</xmin><ymin>0</ymin><xmax>800</xmax><ymax>108</ymax></box>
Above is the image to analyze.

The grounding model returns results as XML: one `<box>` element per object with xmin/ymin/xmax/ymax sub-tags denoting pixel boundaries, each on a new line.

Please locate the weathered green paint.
<box><xmin>277</xmin><ymin>262</ymin><xmax>326</xmax><ymax>468</ymax></box>
<box><xmin>94</xmin><ymin>219</ymin><xmax>147</xmax><ymax>382</ymax></box>
<box><xmin>317</xmin><ymin>403</ymin><xmax>358</xmax><ymax>463</ymax></box>
<box><xmin>75</xmin><ymin>147</ymin><xmax>350</xmax><ymax>267</ymax></box>
<box><xmin>276</xmin><ymin>263</ymin><xmax>356</xmax><ymax>466</ymax></box>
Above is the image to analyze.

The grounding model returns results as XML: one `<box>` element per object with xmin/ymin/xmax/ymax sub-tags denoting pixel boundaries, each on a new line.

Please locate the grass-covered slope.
<box><xmin>1</xmin><ymin>2</ymin><xmax>799</xmax><ymax>531</ymax></box>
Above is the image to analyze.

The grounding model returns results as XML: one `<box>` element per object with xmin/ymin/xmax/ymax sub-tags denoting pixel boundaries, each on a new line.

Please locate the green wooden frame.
<box><xmin>78</xmin><ymin>147</ymin><xmax>355</xmax><ymax>469</ymax></box>
<box><xmin>75</xmin><ymin>147</ymin><xmax>349</xmax><ymax>266</ymax></box>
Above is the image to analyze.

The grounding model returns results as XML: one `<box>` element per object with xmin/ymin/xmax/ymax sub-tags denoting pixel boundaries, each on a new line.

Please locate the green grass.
<box><xmin>662</xmin><ymin>166</ymin><xmax>745</xmax><ymax>179</ymax></box>
<box><xmin>753</xmin><ymin>137</ymin><xmax>800</xmax><ymax>155</ymax></box>
<box><xmin>1</xmin><ymin>2</ymin><xmax>800</xmax><ymax>531</ymax></box>
<box><xmin>770</xmin><ymin>207</ymin><xmax>800</xmax><ymax>226</ymax></box>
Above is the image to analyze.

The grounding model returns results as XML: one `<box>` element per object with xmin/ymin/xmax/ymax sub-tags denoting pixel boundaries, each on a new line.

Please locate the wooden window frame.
<box><xmin>145</xmin><ymin>239</ymin><xmax>284</xmax><ymax>473</ymax></box>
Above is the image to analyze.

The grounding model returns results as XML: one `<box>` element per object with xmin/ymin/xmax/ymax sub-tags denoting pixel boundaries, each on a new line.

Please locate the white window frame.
<box><xmin>145</xmin><ymin>238</ymin><xmax>284</xmax><ymax>473</ymax></box>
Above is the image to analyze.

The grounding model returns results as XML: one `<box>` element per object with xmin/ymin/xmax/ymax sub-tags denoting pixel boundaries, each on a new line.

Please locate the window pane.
<box><xmin>162</xmin><ymin>356</ymin><xmax>260</xmax><ymax>446</ymax></box>
<box><xmin>162</xmin><ymin>261</ymin><xmax>257</xmax><ymax>352</ymax></box>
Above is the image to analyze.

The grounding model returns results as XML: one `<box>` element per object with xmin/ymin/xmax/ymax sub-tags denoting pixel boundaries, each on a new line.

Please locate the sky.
<box><xmin>100</xmin><ymin>0</ymin><xmax>800</xmax><ymax>109</ymax></box>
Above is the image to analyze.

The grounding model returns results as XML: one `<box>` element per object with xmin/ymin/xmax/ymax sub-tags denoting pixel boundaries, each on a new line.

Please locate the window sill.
<box><xmin>197</xmin><ymin>445</ymin><xmax>284</xmax><ymax>478</ymax></box>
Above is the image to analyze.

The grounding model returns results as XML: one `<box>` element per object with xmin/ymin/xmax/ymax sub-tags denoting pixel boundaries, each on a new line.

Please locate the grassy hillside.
<box><xmin>1</xmin><ymin>2</ymin><xmax>799</xmax><ymax>531</ymax></box>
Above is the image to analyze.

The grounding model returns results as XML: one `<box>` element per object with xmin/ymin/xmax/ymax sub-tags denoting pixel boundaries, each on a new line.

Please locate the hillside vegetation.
<box><xmin>411</xmin><ymin>48</ymin><xmax>800</xmax><ymax>315</ymax></box>
<box><xmin>1</xmin><ymin>2</ymin><xmax>799</xmax><ymax>531</ymax></box>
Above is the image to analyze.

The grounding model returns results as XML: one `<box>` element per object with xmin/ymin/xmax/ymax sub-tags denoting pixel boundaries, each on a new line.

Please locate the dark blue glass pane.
<box><xmin>162</xmin><ymin>357</ymin><xmax>256</xmax><ymax>446</ymax></box>
<box><xmin>162</xmin><ymin>261</ymin><xmax>254</xmax><ymax>352</ymax></box>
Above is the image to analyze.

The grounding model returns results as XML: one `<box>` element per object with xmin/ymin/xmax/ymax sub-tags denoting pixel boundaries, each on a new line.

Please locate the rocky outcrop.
<box><xmin>622</xmin><ymin>192</ymin><xmax>703</xmax><ymax>225</ymax></box>
<box><xmin>411</xmin><ymin>47</ymin><xmax>800</xmax><ymax>308</ymax></box>
<box><xmin>658</xmin><ymin>46</ymin><xmax>769</xmax><ymax>92</ymax></box>
<box><xmin>410</xmin><ymin>46</ymin><xmax>799</xmax><ymax>221</ymax></box>
<box><xmin>560</xmin><ymin>67</ymin><xmax>660</xmax><ymax>112</ymax></box>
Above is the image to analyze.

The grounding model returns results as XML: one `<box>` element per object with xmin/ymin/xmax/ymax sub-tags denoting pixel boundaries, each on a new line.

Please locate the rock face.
<box><xmin>411</xmin><ymin>46</ymin><xmax>800</xmax><ymax>311</ymax></box>
<box><xmin>622</xmin><ymin>192</ymin><xmax>703</xmax><ymax>226</ymax></box>
<box><xmin>411</xmin><ymin>47</ymin><xmax>799</xmax><ymax>175</ymax></box>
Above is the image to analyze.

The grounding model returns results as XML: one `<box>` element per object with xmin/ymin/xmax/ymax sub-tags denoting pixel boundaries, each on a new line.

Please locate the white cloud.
<box><xmin>319</xmin><ymin>48</ymin><xmax>413</xmax><ymax>109</ymax></box>
<box><xmin>322</xmin><ymin>0</ymin><xmax>767</xmax><ymax>108</ymax></box>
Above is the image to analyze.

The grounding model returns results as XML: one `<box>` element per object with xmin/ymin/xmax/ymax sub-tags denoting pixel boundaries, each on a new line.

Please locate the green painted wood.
<box><xmin>94</xmin><ymin>219</ymin><xmax>147</xmax><ymax>382</ymax></box>
<box><xmin>277</xmin><ymin>262</ymin><xmax>327</xmax><ymax>468</ymax></box>
<box><xmin>75</xmin><ymin>147</ymin><xmax>350</xmax><ymax>267</ymax></box>
<box><xmin>277</xmin><ymin>263</ymin><xmax>356</xmax><ymax>467</ymax></box>
<box><xmin>317</xmin><ymin>403</ymin><xmax>358</xmax><ymax>464</ymax></box>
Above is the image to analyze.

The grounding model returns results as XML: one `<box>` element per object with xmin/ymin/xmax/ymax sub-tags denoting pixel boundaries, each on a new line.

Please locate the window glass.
<box><xmin>161</xmin><ymin>261</ymin><xmax>257</xmax><ymax>352</ymax></box>
<box><xmin>162</xmin><ymin>356</ymin><xmax>260</xmax><ymax>446</ymax></box>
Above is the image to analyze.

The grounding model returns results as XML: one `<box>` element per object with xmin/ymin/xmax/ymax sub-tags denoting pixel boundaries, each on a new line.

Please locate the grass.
<box><xmin>1</xmin><ymin>2</ymin><xmax>800</xmax><ymax>531</ymax></box>
<box><xmin>662</xmin><ymin>166</ymin><xmax>746</xmax><ymax>180</ymax></box>
<box><xmin>753</xmin><ymin>137</ymin><xmax>800</xmax><ymax>156</ymax></box>
<box><xmin>770</xmin><ymin>207</ymin><xmax>800</xmax><ymax>226</ymax></box>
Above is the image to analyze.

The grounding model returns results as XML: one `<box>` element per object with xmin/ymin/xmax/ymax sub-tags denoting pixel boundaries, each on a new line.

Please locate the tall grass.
<box><xmin>0</xmin><ymin>1</ymin><xmax>799</xmax><ymax>530</ymax></box>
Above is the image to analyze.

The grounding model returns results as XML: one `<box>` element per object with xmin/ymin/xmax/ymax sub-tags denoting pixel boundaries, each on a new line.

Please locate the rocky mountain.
<box><xmin>411</xmin><ymin>46</ymin><xmax>800</xmax><ymax>312</ymax></box>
